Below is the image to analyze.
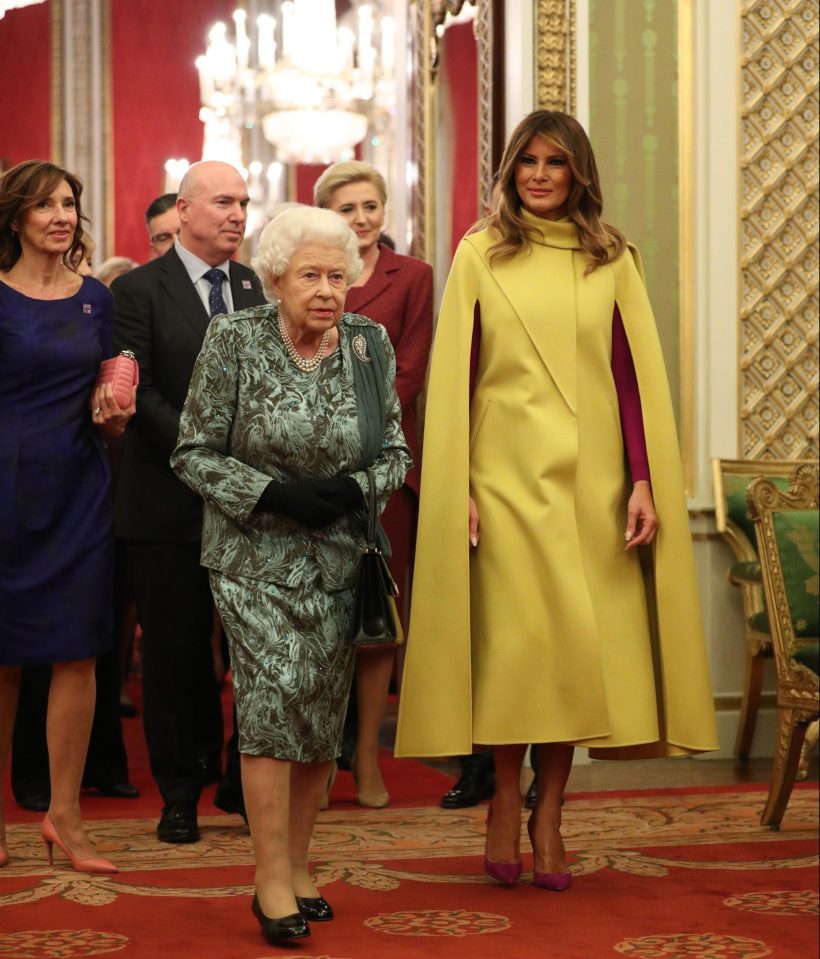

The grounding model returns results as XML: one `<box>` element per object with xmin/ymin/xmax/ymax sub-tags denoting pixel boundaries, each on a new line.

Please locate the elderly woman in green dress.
<box><xmin>172</xmin><ymin>206</ymin><xmax>410</xmax><ymax>947</ymax></box>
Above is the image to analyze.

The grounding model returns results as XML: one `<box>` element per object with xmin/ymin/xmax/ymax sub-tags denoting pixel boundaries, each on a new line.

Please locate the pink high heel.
<box><xmin>527</xmin><ymin>812</ymin><xmax>571</xmax><ymax>891</ymax></box>
<box><xmin>484</xmin><ymin>804</ymin><xmax>522</xmax><ymax>886</ymax></box>
<box><xmin>42</xmin><ymin>815</ymin><xmax>118</xmax><ymax>875</ymax></box>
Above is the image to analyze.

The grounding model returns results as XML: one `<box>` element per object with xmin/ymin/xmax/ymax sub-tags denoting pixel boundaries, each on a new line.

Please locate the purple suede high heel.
<box><xmin>484</xmin><ymin>804</ymin><xmax>522</xmax><ymax>886</ymax></box>
<box><xmin>533</xmin><ymin>869</ymin><xmax>572</xmax><ymax>891</ymax></box>
<box><xmin>527</xmin><ymin>812</ymin><xmax>571</xmax><ymax>892</ymax></box>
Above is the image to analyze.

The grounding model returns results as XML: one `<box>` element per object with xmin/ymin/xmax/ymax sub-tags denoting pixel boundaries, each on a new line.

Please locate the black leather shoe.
<box><xmin>336</xmin><ymin>729</ymin><xmax>356</xmax><ymax>771</ymax></box>
<box><xmin>296</xmin><ymin>895</ymin><xmax>334</xmax><ymax>922</ymax></box>
<box><xmin>524</xmin><ymin>778</ymin><xmax>564</xmax><ymax>811</ymax></box>
<box><xmin>195</xmin><ymin>754</ymin><xmax>222</xmax><ymax>786</ymax></box>
<box><xmin>18</xmin><ymin>793</ymin><xmax>50</xmax><ymax>813</ymax></box>
<box><xmin>441</xmin><ymin>767</ymin><xmax>495</xmax><ymax>809</ymax></box>
<box><xmin>524</xmin><ymin>775</ymin><xmax>538</xmax><ymax>810</ymax></box>
<box><xmin>157</xmin><ymin>801</ymin><xmax>200</xmax><ymax>843</ymax></box>
<box><xmin>214</xmin><ymin>778</ymin><xmax>247</xmax><ymax>824</ymax></box>
<box><xmin>83</xmin><ymin>780</ymin><xmax>140</xmax><ymax>799</ymax></box>
<box><xmin>252</xmin><ymin>895</ymin><xmax>310</xmax><ymax>944</ymax></box>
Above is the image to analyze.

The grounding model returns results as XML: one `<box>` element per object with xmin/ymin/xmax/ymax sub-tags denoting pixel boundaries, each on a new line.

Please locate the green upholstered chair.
<box><xmin>747</xmin><ymin>463</ymin><xmax>819</xmax><ymax>829</ymax></box>
<box><xmin>713</xmin><ymin>459</ymin><xmax>815</xmax><ymax>758</ymax></box>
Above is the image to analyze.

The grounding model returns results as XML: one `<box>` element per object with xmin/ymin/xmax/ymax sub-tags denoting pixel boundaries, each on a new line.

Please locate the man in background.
<box><xmin>113</xmin><ymin>161</ymin><xmax>265</xmax><ymax>843</ymax></box>
<box><xmin>145</xmin><ymin>193</ymin><xmax>179</xmax><ymax>259</ymax></box>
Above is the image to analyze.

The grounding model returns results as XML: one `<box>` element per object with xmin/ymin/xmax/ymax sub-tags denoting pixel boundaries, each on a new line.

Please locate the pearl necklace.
<box><xmin>278</xmin><ymin>311</ymin><xmax>332</xmax><ymax>373</ymax></box>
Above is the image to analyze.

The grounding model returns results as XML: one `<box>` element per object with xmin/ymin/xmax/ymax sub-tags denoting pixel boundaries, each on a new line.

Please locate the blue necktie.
<box><xmin>203</xmin><ymin>268</ymin><xmax>228</xmax><ymax>318</ymax></box>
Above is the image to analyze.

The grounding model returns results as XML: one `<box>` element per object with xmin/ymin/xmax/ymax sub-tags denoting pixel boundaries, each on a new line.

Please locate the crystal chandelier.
<box><xmin>195</xmin><ymin>0</ymin><xmax>396</xmax><ymax>167</ymax></box>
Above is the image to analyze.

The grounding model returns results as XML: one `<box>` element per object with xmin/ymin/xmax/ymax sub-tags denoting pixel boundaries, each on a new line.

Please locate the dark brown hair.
<box><xmin>482</xmin><ymin>111</ymin><xmax>626</xmax><ymax>272</ymax></box>
<box><xmin>0</xmin><ymin>160</ymin><xmax>89</xmax><ymax>272</ymax></box>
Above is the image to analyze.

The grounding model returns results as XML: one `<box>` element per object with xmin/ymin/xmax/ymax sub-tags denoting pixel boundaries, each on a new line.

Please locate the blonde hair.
<box><xmin>95</xmin><ymin>256</ymin><xmax>138</xmax><ymax>287</ymax></box>
<box><xmin>251</xmin><ymin>207</ymin><xmax>363</xmax><ymax>301</ymax></box>
<box><xmin>481</xmin><ymin>111</ymin><xmax>626</xmax><ymax>273</ymax></box>
<box><xmin>313</xmin><ymin>161</ymin><xmax>387</xmax><ymax>209</ymax></box>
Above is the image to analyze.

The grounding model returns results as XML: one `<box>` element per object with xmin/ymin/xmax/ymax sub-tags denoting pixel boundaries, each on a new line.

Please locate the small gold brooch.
<box><xmin>352</xmin><ymin>333</ymin><xmax>371</xmax><ymax>363</ymax></box>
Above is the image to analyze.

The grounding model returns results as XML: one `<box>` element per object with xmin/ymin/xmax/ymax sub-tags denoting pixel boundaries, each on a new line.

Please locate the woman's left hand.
<box><xmin>625</xmin><ymin>480</ymin><xmax>658</xmax><ymax>549</ymax></box>
<box><xmin>91</xmin><ymin>383</ymin><xmax>136</xmax><ymax>438</ymax></box>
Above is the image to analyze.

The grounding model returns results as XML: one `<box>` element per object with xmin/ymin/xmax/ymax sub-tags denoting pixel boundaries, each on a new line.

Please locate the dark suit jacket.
<box><xmin>345</xmin><ymin>244</ymin><xmax>433</xmax><ymax>494</ymax></box>
<box><xmin>111</xmin><ymin>246</ymin><xmax>266</xmax><ymax>542</ymax></box>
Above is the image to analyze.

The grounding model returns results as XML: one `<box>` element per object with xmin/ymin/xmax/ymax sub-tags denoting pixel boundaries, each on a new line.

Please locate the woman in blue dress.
<box><xmin>0</xmin><ymin>160</ymin><xmax>135</xmax><ymax>873</ymax></box>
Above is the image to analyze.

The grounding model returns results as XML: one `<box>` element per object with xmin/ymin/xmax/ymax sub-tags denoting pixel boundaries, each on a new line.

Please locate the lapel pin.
<box><xmin>242</xmin><ymin>279</ymin><xmax>252</xmax><ymax>289</ymax></box>
<box><xmin>82</xmin><ymin>303</ymin><xmax>92</xmax><ymax>313</ymax></box>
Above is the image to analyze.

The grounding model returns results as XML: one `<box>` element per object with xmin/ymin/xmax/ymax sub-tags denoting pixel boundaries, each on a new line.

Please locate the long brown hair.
<box><xmin>0</xmin><ymin>160</ymin><xmax>89</xmax><ymax>272</ymax></box>
<box><xmin>483</xmin><ymin>111</ymin><xmax>626</xmax><ymax>273</ymax></box>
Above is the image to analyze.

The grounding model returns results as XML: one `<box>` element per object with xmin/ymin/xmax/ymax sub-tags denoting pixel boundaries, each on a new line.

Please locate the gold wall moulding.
<box><xmin>430</xmin><ymin>0</ymin><xmax>473</xmax><ymax>72</ymax></box>
<box><xmin>411</xmin><ymin>0</ymin><xmax>499</xmax><ymax>265</ymax></box>
<box><xmin>534</xmin><ymin>0</ymin><xmax>576</xmax><ymax>113</ymax></box>
<box><xmin>739</xmin><ymin>0</ymin><xmax>819</xmax><ymax>460</ymax></box>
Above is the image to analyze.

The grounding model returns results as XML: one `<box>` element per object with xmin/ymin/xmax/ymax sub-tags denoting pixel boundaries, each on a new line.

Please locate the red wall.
<box><xmin>444</xmin><ymin>21</ymin><xmax>479</xmax><ymax>259</ymax></box>
<box><xmin>295</xmin><ymin>164</ymin><xmax>330</xmax><ymax>205</ymax></box>
<box><xmin>110</xmin><ymin>0</ymin><xmax>232</xmax><ymax>262</ymax></box>
<box><xmin>0</xmin><ymin>3</ymin><xmax>51</xmax><ymax>169</ymax></box>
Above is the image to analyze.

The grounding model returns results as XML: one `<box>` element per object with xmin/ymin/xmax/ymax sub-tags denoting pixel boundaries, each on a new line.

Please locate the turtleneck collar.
<box><xmin>520</xmin><ymin>208</ymin><xmax>581</xmax><ymax>250</ymax></box>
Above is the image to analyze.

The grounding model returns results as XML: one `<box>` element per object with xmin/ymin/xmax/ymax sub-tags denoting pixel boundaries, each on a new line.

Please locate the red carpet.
<box><xmin>2</xmin><ymin>686</ymin><xmax>818</xmax><ymax>958</ymax></box>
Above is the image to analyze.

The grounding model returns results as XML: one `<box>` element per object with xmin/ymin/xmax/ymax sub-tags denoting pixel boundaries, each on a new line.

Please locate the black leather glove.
<box><xmin>311</xmin><ymin>476</ymin><xmax>365</xmax><ymax>513</ymax></box>
<box><xmin>254</xmin><ymin>479</ymin><xmax>345</xmax><ymax>529</ymax></box>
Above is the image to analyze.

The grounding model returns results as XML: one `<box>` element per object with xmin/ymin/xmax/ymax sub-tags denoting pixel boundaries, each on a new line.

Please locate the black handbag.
<box><xmin>351</xmin><ymin>470</ymin><xmax>403</xmax><ymax>649</ymax></box>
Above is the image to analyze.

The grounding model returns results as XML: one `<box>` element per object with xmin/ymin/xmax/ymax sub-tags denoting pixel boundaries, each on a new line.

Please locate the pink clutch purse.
<box><xmin>95</xmin><ymin>350</ymin><xmax>139</xmax><ymax>408</ymax></box>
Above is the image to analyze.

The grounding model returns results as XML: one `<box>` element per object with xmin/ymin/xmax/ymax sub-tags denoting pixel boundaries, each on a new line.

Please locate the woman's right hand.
<box><xmin>469</xmin><ymin>496</ymin><xmax>480</xmax><ymax>547</ymax></box>
<box><xmin>91</xmin><ymin>383</ymin><xmax>136</xmax><ymax>438</ymax></box>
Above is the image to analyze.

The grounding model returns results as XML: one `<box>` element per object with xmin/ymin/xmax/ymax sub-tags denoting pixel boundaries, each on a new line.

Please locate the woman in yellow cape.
<box><xmin>395</xmin><ymin>111</ymin><xmax>718</xmax><ymax>890</ymax></box>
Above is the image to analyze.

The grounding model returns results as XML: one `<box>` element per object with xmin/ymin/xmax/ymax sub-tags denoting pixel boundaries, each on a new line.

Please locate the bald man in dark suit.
<box><xmin>112</xmin><ymin>161</ymin><xmax>266</xmax><ymax>842</ymax></box>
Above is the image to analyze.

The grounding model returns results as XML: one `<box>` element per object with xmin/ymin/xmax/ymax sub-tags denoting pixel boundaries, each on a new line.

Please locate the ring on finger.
<box><xmin>94</xmin><ymin>407</ymin><xmax>102</xmax><ymax>415</ymax></box>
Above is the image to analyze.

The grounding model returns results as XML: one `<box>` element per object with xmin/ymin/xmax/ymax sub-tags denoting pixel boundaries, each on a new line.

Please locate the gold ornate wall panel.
<box><xmin>740</xmin><ymin>0</ymin><xmax>819</xmax><ymax>460</ymax></box>
<box><xmin>411</xmin><ymin>0</ymin><xmax>498</xmax><ymax>265</ymax></box>
<box><xmin>534</xmin><ymin>0</ymin><xmax>576</xmax><ymax>112</ymax></box>
<box><xmin>473</xmin><ymin>0</ymin><xmax>495</xmax><ymax>211</ymax></box>
<box><xmin>588</xmin><ymin>0</ymin><xmax>683</xmax><ymax>427</ymax></box>
<box><xmin>50</xmin><ymin>0</ymin><xmax>114</xmax><ymax>258</ymax></box>
<box><xmin>411</xmin><ymin>1</ymin><xmax>433</xmax><ymax>261</ymax></box>
<box><xmin>50</xmin><ymin>0</ymin><xmax>63</xmax><ymax>164</ymax></box>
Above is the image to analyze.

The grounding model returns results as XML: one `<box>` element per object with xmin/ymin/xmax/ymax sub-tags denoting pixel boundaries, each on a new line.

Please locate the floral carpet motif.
<box><xmin>1</xmin><ymin>789</ymin><xmax>817</xmax><ymax>905</ymax></box>
<box><xmin>613</xmin><ymin>933</ymin><xmax>773</xmax><ymax>958</ymax></box>
<box><xmin>724</xmin><ymin>889</ymin><xmax>819</xmax><ymax>916</ymax></box>
<box><xmin>363</xmin><ymin>909</ymin><xmax>510</xmax><ymax>937</ymax></box>
<box><xmin>0</xmin><ymin>930</ymin><xmax>129</xmax><ymax>958</ymax></box>
<box><xmin>0</xmin><ymin>785</ymin><xmax>817</xmax><ymax>958</ymax></box>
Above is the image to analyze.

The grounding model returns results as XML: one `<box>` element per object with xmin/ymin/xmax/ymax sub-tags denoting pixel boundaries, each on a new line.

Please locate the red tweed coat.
<box><xmin>345</xmin><ymin>244</ymin><xmax>433</xmax><ymax>495</ymax></box>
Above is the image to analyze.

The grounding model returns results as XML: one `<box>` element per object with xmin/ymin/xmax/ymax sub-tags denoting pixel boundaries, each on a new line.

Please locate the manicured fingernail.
<box><xmin>624</xmin><ymin>531</ymin><xmax>633</xmax><ymax>541</ymax></box>
<box><xmin>470</xmin><ymin>536</ymin><xmax>478</xmax><ymax>547</ymax></box>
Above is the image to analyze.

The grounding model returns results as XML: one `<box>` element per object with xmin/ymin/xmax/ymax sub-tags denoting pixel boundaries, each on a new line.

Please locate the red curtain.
<box><xmin>0</xmin><ymin>3</ymin><xmax>51</xmax><ymax>168</ymax></box>
<box><xmin>110</xmin><ymin>0</ymin><xmax>233</xmax><ymax>262</ymax></box>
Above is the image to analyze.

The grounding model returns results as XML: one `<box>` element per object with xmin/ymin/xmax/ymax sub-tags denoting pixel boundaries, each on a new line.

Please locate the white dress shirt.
<box><xmin>174</xmin><ymin>239</ymin><xmax>235</xmax><ymax>315</ymax></box>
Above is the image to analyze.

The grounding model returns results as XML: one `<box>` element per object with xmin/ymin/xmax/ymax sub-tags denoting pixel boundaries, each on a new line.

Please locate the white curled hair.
<box><xmin>252</xmin><ymin>206</ymin><xmax>363</xmax><ymax>301</ymax></box>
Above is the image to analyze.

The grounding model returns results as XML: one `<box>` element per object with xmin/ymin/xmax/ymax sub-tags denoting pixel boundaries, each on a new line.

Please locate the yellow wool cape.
<box><xmin>394</xmin><ymin>214</ymin><xmax>719</xmax><ymax>760</ymax></box>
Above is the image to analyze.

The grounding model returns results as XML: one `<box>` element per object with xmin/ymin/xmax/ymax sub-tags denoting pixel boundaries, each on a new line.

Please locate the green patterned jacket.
<box><xmin>171</xmin><ymin>304</ymin><xmax>411</xmax><ymax>591</ymax></box>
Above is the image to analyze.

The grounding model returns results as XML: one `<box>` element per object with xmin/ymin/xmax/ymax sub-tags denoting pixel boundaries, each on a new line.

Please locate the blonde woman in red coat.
<box><xmin>315</xmin><ymin>162</ymin><xmax>433</xmax><ymax>807</ymax></box>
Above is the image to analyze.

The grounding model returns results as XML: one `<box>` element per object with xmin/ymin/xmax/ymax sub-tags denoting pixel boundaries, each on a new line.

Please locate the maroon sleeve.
<box><xmin>469</xmin><ymin>302</ymin><xmax>481</xmax><ymax>399</ymax></box>
<box><xmin>393</xmin><ymin>261</ymin><xmax>434</xmax><ymax>410</ymax></box>
<box><xmin>612</xmin><ymin>305</ymin><xmax>650</xmax><ymax>483</ymax></box>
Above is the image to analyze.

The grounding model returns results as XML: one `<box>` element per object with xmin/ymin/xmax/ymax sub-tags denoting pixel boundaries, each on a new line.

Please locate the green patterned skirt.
<box><xmin>210</xmin><ymin>569</ymin><xmax>356</xmax><ymax>762</ymax></box>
